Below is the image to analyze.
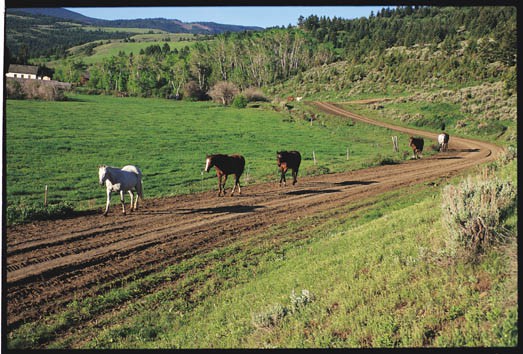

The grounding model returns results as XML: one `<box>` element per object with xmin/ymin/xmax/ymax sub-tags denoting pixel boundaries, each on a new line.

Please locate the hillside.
<box><xmin>5</xmin><ymin>7</ymin><xmax>263</xmax><ymax>61</ymax></box>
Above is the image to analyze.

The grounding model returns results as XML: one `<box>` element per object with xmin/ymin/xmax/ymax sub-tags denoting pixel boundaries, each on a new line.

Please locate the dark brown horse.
<box><xmin>204</xmin><ymin>154</ymin><xmax>245</xmax><ymax>196</ymax></box>
<box><xmin>409</xmin><ymin>137</ymin><xmax>424</xmax><ymax>159</ymax></box>
<box><xmin>277</xmin><ymin>150</ymin><xmax>301</xmax><ymax>186</ymax></box>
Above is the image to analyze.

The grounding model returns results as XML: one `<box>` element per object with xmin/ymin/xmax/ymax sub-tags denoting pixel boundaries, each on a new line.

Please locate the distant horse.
<box><xmin>438</xmin><ymin>133</ymin><xmax>450</xmax><ymax>152</ymax></box>
<box><xmin>204</xmin><ymin>154</ymin><xmax>245</xmax><ymax>196</ymax></box>
<box><xmin>98</xmin><ymin>165</ymin><xmax>143</xmax><ymax>216</ymax></box>
<box><xmin>409</xmin><ymin>137</ymin><xmax>424</xmax><ymax>159</ymax></box>
<box><xmin>277</xmin><ymin>150</ymin><xmax>301</xmax><ymax>186</ymax></box>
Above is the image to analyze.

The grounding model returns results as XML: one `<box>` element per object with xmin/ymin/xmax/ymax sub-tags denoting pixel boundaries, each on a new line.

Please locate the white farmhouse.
<box><xmin>6</xmin><ymin>64</ymin><xmax>50</xmax><ymax>80</ymax></box>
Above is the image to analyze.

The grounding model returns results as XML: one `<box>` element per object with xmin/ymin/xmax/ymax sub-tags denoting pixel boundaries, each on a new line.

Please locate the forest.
<box><xmin>7</xmin><ymin>6</ymin><xmax>517</xmax><ymax>99</ymax></box>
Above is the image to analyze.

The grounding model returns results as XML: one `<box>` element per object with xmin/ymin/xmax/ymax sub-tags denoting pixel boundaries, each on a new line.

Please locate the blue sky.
<box><xmin>66</xmin><ymin>6</ymin><xmax>387</xmax><ymax>28</ymax></box>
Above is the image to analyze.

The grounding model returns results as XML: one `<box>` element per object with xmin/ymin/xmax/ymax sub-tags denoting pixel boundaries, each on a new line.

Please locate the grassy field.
<box><xmin>65</xmin><ymin>38</ymin><xmax>196</xmax><ymax>65</ymax></box>
<box><xmin>5</xmin><ymin>92</ymin><xmax>517</xmax><ymax>348</ymax></box>
<box><xmin>8</xmin><ymin>162</ymin><xmax>517</xmax><ymax>348</ymax></box>
<box><xmin>6</xmin><ymin>94</ymin><xmax>420</xmax><ymax>220</ymax></box>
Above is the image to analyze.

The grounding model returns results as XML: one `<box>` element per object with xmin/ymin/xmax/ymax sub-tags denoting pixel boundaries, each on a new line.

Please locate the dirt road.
<box><xmin>4</xmin><ymin>102</ymin><xmax>504</xmax><ymax>332</ymax></box>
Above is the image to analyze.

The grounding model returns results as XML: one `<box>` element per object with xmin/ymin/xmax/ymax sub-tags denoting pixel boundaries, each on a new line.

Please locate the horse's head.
<box><xmin>204</xmin><ymin>155</ymin><xmax>214</xmax><ymax>172</ymax></box>
<box><xmin>276</xmin><ymin>151</ymin><xmax>283</xmax><ymax>166</ymax></box>
<box><xmin>98</xmin><ymin>165</ymin><xmax>109</xmax><ymax>185</ymax></box>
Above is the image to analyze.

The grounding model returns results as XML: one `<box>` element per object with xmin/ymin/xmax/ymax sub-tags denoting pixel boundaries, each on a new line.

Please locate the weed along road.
<box><xmin>5</xmin><ymin>103</ymin><xmax>504</xmax><ymax>334</ymax></box>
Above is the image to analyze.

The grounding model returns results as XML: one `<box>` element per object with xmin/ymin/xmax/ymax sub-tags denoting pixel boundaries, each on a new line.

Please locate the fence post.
<box><xmin>44</xmin><ymin>185</ymin><xmax>48</xmax><ymax>207</ymax></box>
<box><xmin>313</xmin><ymin>151</ymin><xmax>317</xmax><ymax>165</ymax></box>
<box><xmin>392</xmin><ymin>136</ymin><xmax>399</xmax><ymax>152</ymax></box>
<box><xmin>346</xmin><ymin>147</ymin><xmax>350</xmax><ymax>160</ymax></box>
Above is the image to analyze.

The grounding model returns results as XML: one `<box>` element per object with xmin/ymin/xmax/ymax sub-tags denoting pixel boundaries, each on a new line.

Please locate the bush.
<box><xmin>207</xmin><ymin>81</ymin><xmax>239</xmax><ymax>105</ymax></box>
<box><xmin>251</xmin><ymin>303</ymin><xmax>287</xmax><ymax>328</ymax></box>
<box><xmin>243</xmin><ymin>87</ymin><xmax>268</xmax><ymax>102</ymax></box>
<box><xmin>251</xmin><ymin>289</ymin><xmax>315</xmax><ymax>328</ymax></box>
<box><xmin>7</xmin><ymin>202</ymin><xmax>75</xmax><ymax>225</ymax></box>
<box><xmin>231</xmin><ymin>94</ymin><xmax>248</xmax><ymax>108</ymax></box>
<box><xmin>441</xmin><ymin>173</ymin><xmax>516</xmax><ymax>261</ymax></box>
<box><xmin>5</xmin><ymin>78</ymin><xmax>67</xmax><ymax>101</ymax></box>
<box><xmin>6</xmin><ymin>78</ymin><xmax>25</xmax><ymax>99</ymax></box>
<box><xmin>183</xmin><ymin>80</ymin><xmax>205</xmax><ymax>101</ymax></box>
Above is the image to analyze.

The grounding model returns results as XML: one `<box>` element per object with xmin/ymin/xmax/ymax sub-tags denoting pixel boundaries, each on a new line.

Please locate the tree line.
<box><xmin>55</xmin><ymin>29</ymin><xmax>334</xmax><ymax>99</ymax></box>
<box><xmin>51</xmin><ymin>6</ymin><xmax>516</xmax><ymax>100</ymax></box>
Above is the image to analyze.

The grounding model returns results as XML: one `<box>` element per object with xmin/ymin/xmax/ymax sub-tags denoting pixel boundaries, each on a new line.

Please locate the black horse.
<box><xmin>204</xmin><ymin>154</ymin><xmax>245</xmax><ymax>196</ymax></box>
<box><xmin>409</xmin><ymin>137</ymin><xmax>424</xmax><ymax>159</ymax></box>
<box><xmin>277</xmin><ymin>150</ymin><xmax>301</xmax><ymax>186</ymax></box>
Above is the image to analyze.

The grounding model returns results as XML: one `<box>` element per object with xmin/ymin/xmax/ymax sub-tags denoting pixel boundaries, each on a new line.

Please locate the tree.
<box><xmin>208</xmin><ymin>81</ymin><xmax>239</xmax><ymax>105</ymax></box>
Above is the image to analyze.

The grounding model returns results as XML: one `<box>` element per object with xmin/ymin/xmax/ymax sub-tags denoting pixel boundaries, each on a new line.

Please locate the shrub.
<box><xmin>363</xmin><ymin>154</ymin><xmax>400</xmax><ymax>167</ymax></box>
<box><xmin>208</xmin><ymin>81</ymin><xmax>239</xmax><ymax>105</ymax></box>
<box><xmin>183</xmin><ymin>80</ymin><xmax>204</xmax><ymax>101</ymax></box>
<box><xmin>305</xmin><ymin>165</ymin><xmax>330</xmax><ymax>176</ymax></box>
<box><xmin>243</xmin><ymin>87</ymin><xmax>268</xmax><ymax>102</ymax></box>
<box><xmin>5</xmin><ymin>78</ymin><xmax>67</xmax><ymax>101</ymax></box>
<box><xmin>6</xmin><ymin>78</ymin><xmax>25</xmax><ymax>99</ymax></box>
<box><xmin>498</xmin><ymin>146</ymin><xmax>517</xmax><ymax>166</ymax></box>
<box><xmin>251</xmin><ymin>289</ymin><xmax>315</xmax><ymax>328</ymax></box>
<box><xmin>251</xmin><ymin>303</ymin><xmax>287</xmax><ymax>328</ymax></box>
<box><xmin>231</xmin><ymin>94</ymin><xmax>248</xmax><ymax>108</ymax></box>
<box><xmin>441</xmin><ymin>174</ymin><xmax>516</xmax><ymax>261</ymax></box>
<box><xmin>289</xmin><ymin>289</ymin><xmax>315</xmax><ymax>314</ymax></box>
<box><xmin>7</xmin><ymin>202</ymin><xmax>75</xmax><ymax>225</ymax></box>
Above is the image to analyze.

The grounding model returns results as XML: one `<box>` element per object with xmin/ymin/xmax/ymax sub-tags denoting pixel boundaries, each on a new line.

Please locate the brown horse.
<box><xmin>277</xmin><ymin>150</ymin><xmax>301</xmax><ymax>186</ymax></box>
<box><xmin>204</xmin><ymin>154</ymin><xmax>245</xmax><ymax>196</ymax></box>
<box><xmin>409</xmin><ymin>137</ymin><xmax>424</xmax><ymax>159</ymax></box>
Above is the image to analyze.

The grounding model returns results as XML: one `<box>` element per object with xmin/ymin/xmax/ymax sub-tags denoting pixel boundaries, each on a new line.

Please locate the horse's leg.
<box><xmin>292</xmin><ymin>169</ymin><xmax>298</xmax><ymax>185</ymax></box>
<box><xmin>231</xmin><ymin>174</ymin><xmax>240</xmax><ymax>196</ymax></box>
<box><xmin>222</xmin><ymin>174</ymin><xmax>228</xmax><ymax>196</ymax></box>
<box><xmin>134</xmin><ymin>180</ymin><xmax>143</xmax><ymax>210</ymax></box>
<box><xmin>128</xmin><ymin>190</ymin><xmax>134</xmax><ymax>211</ymax></box>
<box><xmin>217</xmin><ymin>174</ymin><xmax>224</xmax><ymax>196</ymax></box>
<box><xmin>280</xmin><ymin>169</ymin><xmax>286</xmax><ymax>187</ymax></box>
<box><xmin>236</xmin><ymin>175</ymin><xmax>241</xmax><ymax>195</ymax></box>
<box><xmin>120</xmin><ymin>190</ymin><xmax>126</xmax><ymax>215</ymax></box>
<box><xmin>103</xmin><ymin>189</ymin><xmax>111</xmax><ymax>216</ymax></box>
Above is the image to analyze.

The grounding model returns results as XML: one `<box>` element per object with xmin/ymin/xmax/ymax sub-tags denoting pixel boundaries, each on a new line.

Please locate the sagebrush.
<box><xmin>441</xmin><ymin>173</ymin><xmax>516</xmax><ymax>261</ymax></box>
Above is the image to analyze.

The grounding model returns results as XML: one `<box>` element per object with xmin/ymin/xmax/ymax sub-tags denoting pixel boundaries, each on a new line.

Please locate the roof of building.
<box><xmin>8</xmin><ymin>64</ymin><xmax>39</xmax><ymax>75</ymax></box>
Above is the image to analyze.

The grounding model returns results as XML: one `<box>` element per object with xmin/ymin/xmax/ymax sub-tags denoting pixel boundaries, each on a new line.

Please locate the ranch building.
<box><xmin>6</xmin><ymin>64</ymin><xmax>51</xmax><ymax>80</ymax></box>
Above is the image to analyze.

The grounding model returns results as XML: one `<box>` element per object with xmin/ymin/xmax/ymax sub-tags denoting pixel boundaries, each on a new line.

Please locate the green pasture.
<box><xmin>6</xmin><ymin>94</ymin><xmax>418</xmax><ymax>217</ymax></box>
<box><xmin>68</xmin><ymin>39</ymin><xmax>196</xmax><ymax>65</ymax></box>
<box><xmin>8</xmin><ymin>163</ymin><xmax>517</xmax><ymax>348</ymax></box>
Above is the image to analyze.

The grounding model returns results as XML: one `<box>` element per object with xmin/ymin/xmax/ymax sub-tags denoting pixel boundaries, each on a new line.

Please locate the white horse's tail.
<box><xmin>122</xmin><ymin>165</ymin><xmax>142</xmax><ymax>177</ymax></box>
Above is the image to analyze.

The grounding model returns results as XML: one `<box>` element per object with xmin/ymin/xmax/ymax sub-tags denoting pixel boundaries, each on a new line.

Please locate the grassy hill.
<box><xmin>6</xmin><ymin>7</ymin><xmax>262</xmax><ymax>61</ymax></box>
<box><xmin>62</xmin><ymin>35</ymin><xmax>198</xmax><ymax>65</ymax></box>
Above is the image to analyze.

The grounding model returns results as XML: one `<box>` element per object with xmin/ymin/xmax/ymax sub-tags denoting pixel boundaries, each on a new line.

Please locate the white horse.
<box><xmin>98</xmin><ymin>165</ymin><xmax>143</xmax><ymax>216</ymax></box>
<box><xmin>438</xmin><ymin>133</ymin><xmax>450</xmax><ymax>152</ymax></box>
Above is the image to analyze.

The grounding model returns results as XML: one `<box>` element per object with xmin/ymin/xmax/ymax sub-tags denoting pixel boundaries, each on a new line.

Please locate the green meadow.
<box><xmin>9</xmin><ymin>164</ymin><xmax>517</xmax><ymax>348</ymax></box>
<box><xmin>5</xmin><ymin>93</ymin><xmax>517</xmax><ymax>348</ymax></box>
<box><xmin>68</xmin><ymin>38</ymin><xmax>196</xmax><ymax>65</ymax></box>
<box><xmin>6</xmin><ymin>94</ymin><xmax>417</xmax><ymax>218</ymax></box>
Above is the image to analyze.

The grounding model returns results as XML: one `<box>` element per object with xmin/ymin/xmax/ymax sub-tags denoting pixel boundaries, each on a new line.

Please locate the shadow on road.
<box><xmin>285</xmin><ymin>189</ymin><xmax>341</xmax><ymax>196</ymax></box>
<box><xmin>335</xmin><ymin>180</ymin><xmax>378</xmax><ymax>186</ymax></box>
<box><xmin>180</xmin><ymin>205</ymin><xmax>265</xmax><ymax>214</ymax></box>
